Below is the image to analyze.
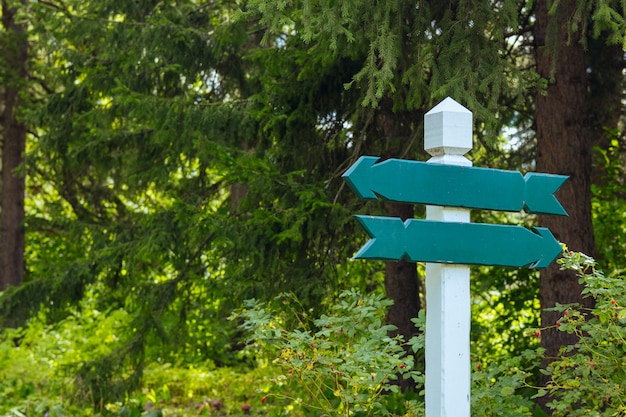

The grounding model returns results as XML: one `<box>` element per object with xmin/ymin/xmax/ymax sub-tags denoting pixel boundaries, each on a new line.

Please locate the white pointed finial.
<box><xmin>424</xmin><ymin>97</ymin><xmax>472</xmax><ymax>158</ymax></box>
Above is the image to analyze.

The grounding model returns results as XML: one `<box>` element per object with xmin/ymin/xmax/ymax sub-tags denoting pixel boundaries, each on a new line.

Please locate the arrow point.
<box><xmin>342</xmin><ymin>156</ymin><xmax>381</xmax><ymax>199</ymax></box>
<box><xmin>524</xmin><ymin>173</ymin><xmax>569</xmax><ymax>216</ymax></box>
<box><xmin>530</xmin><ymin>227</ymin><xmax>563</xmax><ymax>268</ymax></box>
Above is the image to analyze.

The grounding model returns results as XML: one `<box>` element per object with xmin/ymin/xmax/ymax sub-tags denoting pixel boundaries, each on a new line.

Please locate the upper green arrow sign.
<box><xmin>354</xmin><ymin>216</ymin><xmax>562</xmax><ymax>268</ymax></box>
<box><xmin>343</xmin><ymin>156</ymin><xmax>568</xmax><ymax>215</ymax></box>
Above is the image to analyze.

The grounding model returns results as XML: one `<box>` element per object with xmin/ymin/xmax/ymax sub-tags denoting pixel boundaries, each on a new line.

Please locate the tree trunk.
<box><xmin>533</xmin><ymin>0</ymin><xmax>596</xmax><ymax>410</ymax></box>
<box><xmin>375</xmin><ymin>107</ymin><xmax>421</xmax><ymax>340</ymax></box>
<box><xmin>373</xmin><ymin>106</ymin><xmax>421</xmax><ymax>390</ymax></box>
<box><xmin>0</xmin><ymin>0</ymin><xmax>27</xmax><ymax>290</ymax></box>
<box><xmin>384</xmin><ymin>201</ymin><xmax>421</xmax><ymax>341</ymax></box>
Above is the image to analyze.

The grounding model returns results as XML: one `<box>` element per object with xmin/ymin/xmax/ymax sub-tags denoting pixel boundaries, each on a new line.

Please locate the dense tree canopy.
<box><xmin>0</xmin><ymin>0</ymin><xmax>624</xmax><ymax>414</ymax></box>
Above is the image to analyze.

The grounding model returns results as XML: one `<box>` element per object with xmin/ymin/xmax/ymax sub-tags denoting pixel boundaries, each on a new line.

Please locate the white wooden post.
<box><xmin>424</xmin><ymin>97</ymin><xmax>472</xmax><ymax>417</ymax></box>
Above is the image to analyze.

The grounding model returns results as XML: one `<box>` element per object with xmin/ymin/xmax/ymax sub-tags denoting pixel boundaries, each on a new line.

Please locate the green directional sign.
<box><xmin>354</xmin><ymin>216</ymin><xmax>562</xmax><ymax>268</ymax></box>
<box><xmin>343</xmin><ymin>156</ymin><xmax>568</xmax><ymax>215</ymax></box>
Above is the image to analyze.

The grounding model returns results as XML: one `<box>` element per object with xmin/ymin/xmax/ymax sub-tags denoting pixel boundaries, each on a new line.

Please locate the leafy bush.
<box><xmin>471</xmin><ymin>350</ymin><xmax>539</xmax><ymax>417</ymax></box>
<box><xmin>0</xmin><ymin>301</ymin><xmax>129</xmax><ymax>416</ymax></box>
<box><xmin>537</xmin><ymin>250</ymin><xmax>626</xmax><ymax>416</ymax></box>
<box><xmin>9</xmin><ymin>251</ymin><xmax>626</xmax><ymax>416</ymax></box>
<box><xmin>236</xmin><ymin>289</ymin><xmax>542</xmax><ymax>417</ymax></box>
<box><xmin>235</xmin><ymin>289</ymin><xmax>423</xmax><ymax>416</ymax></box>
<box><xmin>137</xmin><ymin>363</ymin><xmax>278</xmax><ymax>416</ymax></box>
<box><xmin>0</xmin><ymin>301</ymin><xmax>274</xmax><ymax>416</ymax></box>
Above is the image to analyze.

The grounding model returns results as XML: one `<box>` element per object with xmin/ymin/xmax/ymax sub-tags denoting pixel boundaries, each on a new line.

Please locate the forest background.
<box><xmin>0</xmin><ymin>0</ymin><xmax>625</xmax><ymax>416</ymax></box>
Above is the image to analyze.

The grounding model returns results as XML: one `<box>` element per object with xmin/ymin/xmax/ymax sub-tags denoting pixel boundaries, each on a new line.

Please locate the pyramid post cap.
<box><xmin>424</xmin><ymin>97</ymin><xmax>473</xmax><ymax>157</ymax></box>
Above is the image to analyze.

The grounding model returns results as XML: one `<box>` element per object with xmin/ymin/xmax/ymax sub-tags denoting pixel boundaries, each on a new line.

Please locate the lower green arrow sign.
<box><xmin>354</xmin><ymin>215</ymin><xmax>562</xmax><ymax>268</ymax></box>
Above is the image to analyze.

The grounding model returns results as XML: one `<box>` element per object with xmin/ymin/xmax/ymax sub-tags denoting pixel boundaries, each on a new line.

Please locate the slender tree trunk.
<box><xmin>533</xmin><ymin>0</ymin><xmax>596</xmax><ymax>411</ymax></box>
<box><xmin>374</xmin><ymin>107</ymin><xmax>421</xmax><ymax>390</ymax></box>
<box><xmin>384</xmin><ymin>201</ymin><xmax>420</xmax><ymax>341</ymax></box>
<box><xmin>377</xmin><ymin>109</ymin><xmax>421</xmax><ymax>340</ymax></box>
<box><xmin>0</xmin><ymin>0</ymin><xmax>27</xmax><ymax>290</ymax></box>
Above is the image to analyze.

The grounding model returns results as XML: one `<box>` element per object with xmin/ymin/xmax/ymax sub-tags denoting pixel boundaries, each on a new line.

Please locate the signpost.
<box><xmin>342</xmin><ymin>97</ymin><xmax>567</xmax><ymax>417</ymax></box>
<box><xmin>353</xmin><ymin>216</ymin><xmax>562</xmax><ymax>268</ymax></box>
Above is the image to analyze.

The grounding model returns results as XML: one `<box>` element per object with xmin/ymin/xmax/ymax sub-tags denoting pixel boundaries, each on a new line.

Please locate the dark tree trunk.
<box><xmin>376</xmin><ymin>108</ymin><xmax>421</xmax><ymax>341</ymax></box>
<box><xmin>0</xmin><ymin>1</ymin><xmax>27</xmax><ymax>290</ymax></box>
<box><xmin>372</xmin><ymin>106</ymin><xmax>421</xmax><ymax>390</ymax></box>
<box><xmin>533</xmin><ymin>0</ymin><xmax>596</xmax><ymax>411</ymax></box>
<box><xmin>384</xmin><ymin>201</ymin><xmax>420</xmax><ymax>341</ymax></box>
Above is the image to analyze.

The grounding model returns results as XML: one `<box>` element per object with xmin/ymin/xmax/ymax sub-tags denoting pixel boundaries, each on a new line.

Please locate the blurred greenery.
<box><xmin>0</xmin><ymin>0</ymin><xmax>625</xmax><ymax>415</ymax></box>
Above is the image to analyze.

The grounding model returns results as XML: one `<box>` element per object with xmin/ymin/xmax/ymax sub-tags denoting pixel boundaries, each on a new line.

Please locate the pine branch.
<box><xmin>38</xmin><ymin>0</ymin><xmax>72</xmax><ymax>18</ymax></box>
<box><xmin>28</xmin><ymin>74</ymin><xmax>54</xmax><ymax>95</ymax></box>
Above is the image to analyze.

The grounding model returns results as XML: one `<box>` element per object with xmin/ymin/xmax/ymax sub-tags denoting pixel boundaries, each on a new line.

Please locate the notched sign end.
<box><xmin>523</xmin><ymin>173</ymin><xmax>569</xmax><ymax>216</ymax></box>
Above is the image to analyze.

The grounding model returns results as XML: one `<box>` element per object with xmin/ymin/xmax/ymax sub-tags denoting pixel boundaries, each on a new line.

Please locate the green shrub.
<box><xmin>137</xmin><ymin>363</ymin><xmax>278</xmax><ymax>416</ymax></box>
<box><xmin>0</xmin><ymin>297</ymin><xmax>130</xmax><ymax>416</ymax></box>
<box><xmin>10</xmin><ymin>250</ymin><xmax>626</xmax><ymax>416</ymax></box>
<box><xmin>236</xmin><ymin>288</ymin><xmax>541</xmax><ymax>417</ymax></box>
<box><xmin>235</xmin><ymin>289</ymin><xmax>424</xmax><ymax>416</ymax></box>
<box><xmin>471</xmin><ymin>350</ymin><xmax>539</xmax><ymax>417</ymax></box>
<box><xmin>537</xmin><ymin>250</ymin><xmax>626</xmax><ymax>416</ymax></box>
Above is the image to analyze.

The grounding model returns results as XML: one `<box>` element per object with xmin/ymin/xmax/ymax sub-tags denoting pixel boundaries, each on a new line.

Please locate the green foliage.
<box><xmin>471</xmin><ymin>264</ymin><xmax>541</xmax><ymax>362</ymax></box>
<box><xmin>245</xmin><ymin>0</ymin><xmax>537</xmax><ymax>134</ymax></box>
<box><xmin>592</xmin><ymin>130</ymin><xmax>626</xmax><ymax>273</ymax></box>
<box><xmin>236</xmin><ymin>289</ymin><xmax>549</xmax><ymax>417</ymax></box>
<box><xmin>236</xmin><ymin>290</ymin><xmax>423</xmax><ymax>416</ymax></box>
<box><xmin>10</xmin><ymin>269</ymin><xmax>626</xmax><ymax>416</ymax></box>
<box><xmin>0</xmin><ymin>294</ymin><xmax>279</xmax><ymax>416</ymax></box>
<box><xmin>6</xmin><ymin>0</ymin><xmax>364</xmax><ymax>406</ymax></box>
<box><xmin>2</xmin><ymin>0</ymin><xmax>625</xmax><ymax>412</ymax></box>
<box><xmin>471</xmin><ymin>349</ymin><xmax>540</xmax><ymax>417</ymax></box>
<box><xmin>0</xmin><ymin>298</ymin><xmax>130</xmax><ymax>415</ymax></box>
<box><xmin>536</xmin><ymin>250</ymin><xmax>626</xmax><ymax>415</ymax></box>
<box><xmin>575</xmin><ymin>0</ymin><xmax>626</xmax><ymax>46</ymax></box>
<box><xmin>134</xmin><ymin>364</ymin><xmax>280</xmax><ymax>417</ymax></box>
